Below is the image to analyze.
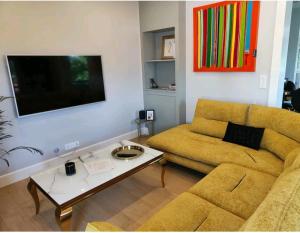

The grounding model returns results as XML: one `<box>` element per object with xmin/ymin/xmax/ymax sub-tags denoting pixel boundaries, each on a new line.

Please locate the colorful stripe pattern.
<box><xmin>194</xmin><ymin>1</ymin><xmax>259</xmax><ymax>71</ymax></box>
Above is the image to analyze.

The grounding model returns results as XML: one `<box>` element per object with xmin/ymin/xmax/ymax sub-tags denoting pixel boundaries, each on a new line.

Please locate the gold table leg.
<box><xmin>27</xmin><ymin>179</ymin><xmax>40</xmax><ymax>215</ymax></box>
<box><xmin>55</xmin><ymin>207</ymin><xmax>73</xmax><ymax>231</ymax></box>
<box><xmin>161</xmin><ymin>164</ymin><xmax>166</xmax><ymax>188</ymax></box>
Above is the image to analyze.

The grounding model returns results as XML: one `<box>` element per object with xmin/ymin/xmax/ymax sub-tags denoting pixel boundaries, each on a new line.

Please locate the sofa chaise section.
<box><xmin>137</xmin><ymin>192</ymin><xmax>245</xmax><ymax>231</ymax></box>
<box><xmin>86</xmin><ymin>150</ymin><xmax>300</xmax><ymax>231</ymax></box>
<box><xmin>241</xmin><ymin>153</ymin><xmax>300</xmax><ymax>231</ymax></box>
<box><xmin>188</xmin><ymin>163</ymin><xmax>277</xmax><ymax>219</ymax></box>
<box><xmin>87</xmin><ymin>192</ymin><xmax>246</xmax><ymax>231</ymax></box>
<box><xmin>147</xmin><ymin>124</ymin><xmax>283</xmax><ymax>176</ymax></box>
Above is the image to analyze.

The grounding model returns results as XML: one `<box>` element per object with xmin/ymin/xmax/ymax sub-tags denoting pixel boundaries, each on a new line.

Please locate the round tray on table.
<box><xmin>111</xmin><ymin>145</ymin><xmax>144</xmax><ymax>160</ymax></box>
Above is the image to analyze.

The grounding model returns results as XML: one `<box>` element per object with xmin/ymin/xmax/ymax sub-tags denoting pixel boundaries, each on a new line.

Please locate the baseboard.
<box><xmin>0</xmin><ymin>129</ymin><xmax>141</xmax><ymax>188</ymax></box>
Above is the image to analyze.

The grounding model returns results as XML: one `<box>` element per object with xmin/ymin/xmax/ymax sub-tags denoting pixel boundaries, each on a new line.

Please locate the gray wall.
<box><xmin>186</xmin><ymin>1</ymin><xmax>278</xmax><ymax>121</ymax></box>
<box><xmin>285</xmin><ymin>5</ymin><xmax>300</xmax><ymax>82</ymax></box>
<box><xmin>177</xmin><ymin>2</ymin><xmax>187</xmax><ymax>123</ymax></box>
<box><xmin>139</xmin><ymin>1</ymin><xmax>179</xmax><ymax>32</ymax></box>
<box><xmin>0</xmin><ymin>2</ymin><xmax>143</xmax><ymax>175</ymax></box>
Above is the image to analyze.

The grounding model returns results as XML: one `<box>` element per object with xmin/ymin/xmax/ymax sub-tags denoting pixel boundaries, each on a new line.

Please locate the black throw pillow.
<box><xmin>223</xmin><ymin>122</ymin><xmax>265</xmax><ymax>150</ymax></box>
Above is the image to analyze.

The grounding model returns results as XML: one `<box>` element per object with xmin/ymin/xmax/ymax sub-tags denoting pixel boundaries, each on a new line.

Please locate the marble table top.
<box><xmin>30</xmin><ymin>140</ymin><xmax>163</xmax><ymax>205</ymax></box>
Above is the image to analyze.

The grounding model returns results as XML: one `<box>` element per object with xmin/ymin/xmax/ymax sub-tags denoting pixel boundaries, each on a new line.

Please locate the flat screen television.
<box><xmin>6</xmin><ymin>55</ymin><xmax>106</xmax><ymax>117</ymax></box>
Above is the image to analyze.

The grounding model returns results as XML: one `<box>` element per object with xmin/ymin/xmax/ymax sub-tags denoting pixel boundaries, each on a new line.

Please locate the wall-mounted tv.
<box><xmin>6</xmin><ymin>55</ymin><xmax>106</xmax><ymax>117</ymax></box>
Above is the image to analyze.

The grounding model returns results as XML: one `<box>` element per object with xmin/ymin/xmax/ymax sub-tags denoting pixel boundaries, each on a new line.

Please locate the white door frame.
<box><xmin>268</xmin><ymin>1</ymin><xmax>293</xmax><ymax>107</ymax></box>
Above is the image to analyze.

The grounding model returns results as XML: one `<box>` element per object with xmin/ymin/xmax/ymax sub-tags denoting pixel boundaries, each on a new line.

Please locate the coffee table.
<box><xmin>27</xmin><ymin>140</ymin><xmax>164</xmax><ymax>231</ymax></box>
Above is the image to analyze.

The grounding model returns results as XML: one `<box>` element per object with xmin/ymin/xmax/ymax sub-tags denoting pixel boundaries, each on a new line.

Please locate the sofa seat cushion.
<box><xmin>164</xmin><ymin>152</ymin><xmax>215</xmax><ymax>174</ymax></box>
<box><xmin>188</xmin><ymin>163</ymin><xmax>276</xmax><ymax>219</ymax></box>
<box><xmin>241</xmin><ymin>168</ymin><xmax>300</xmax><ymax>231</ymax></box>
<box><xmin>138</xmin><ymin>192</ymin><xmax>245</xmax><ymax>231</ymax></box>
<box><xmin>147</xmin><ymin>124</ymin><xmax>283</xmax><ymax>176</ymax></box>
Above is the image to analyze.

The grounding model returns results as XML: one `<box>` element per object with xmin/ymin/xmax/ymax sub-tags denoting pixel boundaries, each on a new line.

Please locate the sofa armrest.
<box><xmin>86</xmin><ymin>222</ymin><xmax>122</xmax><ymax>231</ymax></box>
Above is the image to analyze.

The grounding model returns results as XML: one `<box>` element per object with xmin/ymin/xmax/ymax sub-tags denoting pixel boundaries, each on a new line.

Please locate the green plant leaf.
<box><xmin>0</xmin><ymin>96</ymin><xmax>43</xmax><ymax>168</ymax></box>
<box><xmin>0</xmin><ymin>96</ymin><xmax>12</xmax><ymax>102</ymax></box>
<box><xmin>0</xmin><ymin>135</ymin><xmax>12</xmax><ymax>141</ymax></box>
<box><xmin>7</xmin><ymin>146</ymin><xmax>44</xmax><ymax>155</ymax></box>
<box><xmin>0</xmin><ymin>158</ymin><xmax>9</xmax><ymax>167</ymax></box>
<box><xmin>0</xmin><ymin>121</ymin><xmax>12</xmax><ymax>126</ymax></box>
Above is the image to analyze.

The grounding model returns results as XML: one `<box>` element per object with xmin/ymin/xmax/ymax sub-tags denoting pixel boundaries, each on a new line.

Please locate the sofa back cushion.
<box><xmin>247</xmin><ymin>105</ymin><xmax>300</xmax><ymax>159</ymax></box>
<box><xmin>191</xmin><ymin>99</ymin><xmax>249</xmax><ymax>139</ymax></box>
<box><xmin>260</xmin><ymin>128</ymin><xmax>299</xmax><ymax>160</ymax></box>
<box><xmin>284</xmin><ymin>148</ymin><xmax>300</xmax><ymax>170</ymax></box>
<box><xmin>241</xmin><ymin>168</ymin><xmax>300</xmax><ymax>231</ymax></box>
<box><xmin>247</xmin><ymin>105</ymin><xmax>300</xmax><ymax>142</ymax></box>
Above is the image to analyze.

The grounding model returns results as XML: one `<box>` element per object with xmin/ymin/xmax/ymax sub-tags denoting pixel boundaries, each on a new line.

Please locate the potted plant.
<box><xmin>0</xmin><ymin>96</ymin><xmax>43</xmax><ymax>167</ymax></box>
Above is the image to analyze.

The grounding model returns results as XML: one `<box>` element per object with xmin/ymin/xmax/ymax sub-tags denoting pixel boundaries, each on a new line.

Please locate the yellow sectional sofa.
<box><xmin>86</xmin><ymin>99</ymin><xmax>300</xmax><ymax>231</ymax></box>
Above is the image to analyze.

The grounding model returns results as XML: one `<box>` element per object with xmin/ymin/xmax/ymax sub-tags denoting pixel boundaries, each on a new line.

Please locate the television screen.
<box><xmin>6</xmin><ymin>55</ymin><xmax>106</xmax><ymax>117</ymax></box>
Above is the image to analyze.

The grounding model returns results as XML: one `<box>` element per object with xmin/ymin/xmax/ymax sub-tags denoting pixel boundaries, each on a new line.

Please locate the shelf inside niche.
<box><xmin>145</xmin><ymin>59</ymin><xmax>175</xmax><ymax>63</ymax></box>
<box><xmin>144</xmin><ymin>88</ymin><xmax>176</xmax><ymax>97</ymax></box>
<box><xmin>143</xmin><ymin>27</ymin><xmax>175</xmax><ymax>34</ymax></box>
<box><xmin>145</xmin><ymin>87</ymin><xmax>176</xmax><ymax>92</ymax></box>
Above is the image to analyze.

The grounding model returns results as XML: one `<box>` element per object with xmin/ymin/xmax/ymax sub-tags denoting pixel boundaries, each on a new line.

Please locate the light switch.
<box><xmin>259</xmin><ymin>75</ymin><xmax>268</xmax><ymax>89</ymax></box>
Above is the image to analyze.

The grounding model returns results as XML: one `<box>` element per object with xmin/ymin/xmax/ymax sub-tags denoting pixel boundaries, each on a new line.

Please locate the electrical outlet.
<box><xmin>64</xmin><ymin>141</ymin><xmax>80</xmax><ymax>151</ymax></box>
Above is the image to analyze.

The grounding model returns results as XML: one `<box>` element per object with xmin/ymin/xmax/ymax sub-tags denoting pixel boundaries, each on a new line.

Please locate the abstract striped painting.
<box><xmin>193</xmin><ymin>1</ymin><xmax>260</xmax><ymax>72</ymax></box>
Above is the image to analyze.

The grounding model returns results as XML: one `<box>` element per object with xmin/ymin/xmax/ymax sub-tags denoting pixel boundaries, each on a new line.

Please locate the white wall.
<box><xmin>0</xmin><ymin>2</ymin><xmax>143</xmax><ymax>175</ymax></box>
<box><xmin>186</xmin><ymin>1</ymin><xmax>278</xmax><ymax>121</ymax></box>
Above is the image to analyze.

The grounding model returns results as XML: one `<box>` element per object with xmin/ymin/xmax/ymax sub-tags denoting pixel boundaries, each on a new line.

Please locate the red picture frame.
<box><xmin>193</xmin><ymin>1</ymin><xmax>260</xmax><ymax>72</ymax></box>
